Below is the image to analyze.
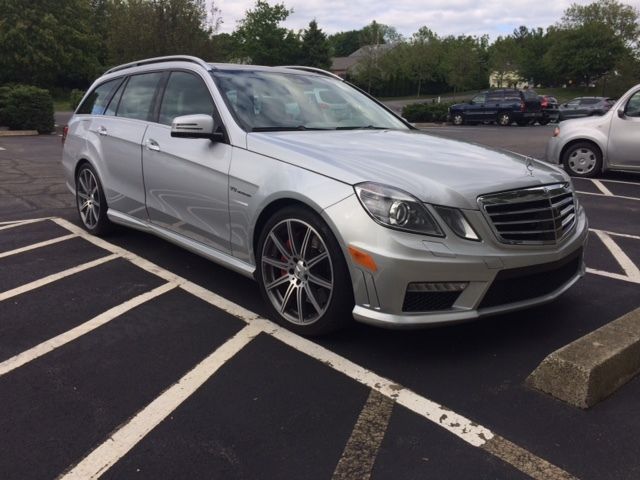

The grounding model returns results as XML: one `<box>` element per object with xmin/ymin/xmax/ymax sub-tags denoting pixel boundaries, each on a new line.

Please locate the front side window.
<box><xmin>625</xmin><ymin>91</ymin><xmax>640</xmax><ymax>117</ymax></box>
<box><xmin>77</xmin><ymin>78</ymin><xmax>122</xmax><ymax>115</ymax></box>
<box><xmin>116</xmin><ymin>72</ymin><xmax>163</xmax><ymax>121</ymax></box>
<box><xmin>471</xmin><ymin>94</ymin><xmax>486</xmax><ymax>104</ymax></box>
<box><xmin>159</xmin><ymin>72</ymin><xmax>214</xmax><ymax>126</ymax></box>
<box><xmin>212</xmin><ymin>70</ymin><xmax>407</xmax><ymax>132</ymax></box>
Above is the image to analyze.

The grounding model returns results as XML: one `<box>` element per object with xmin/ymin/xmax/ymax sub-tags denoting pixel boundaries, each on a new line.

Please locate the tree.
<box><xmin>441</xmin><ymin>35</ymin><xmax>489</xmax><ymax>95</ymax></box>
<box><xmin>401</xmin><ymin>27</ymin><xmax>442</xmax><ymax>97</ymax></box>
<box><xmin>231</xmin><ymin>0</ymin><xmax>300</xmax><ymax>65</ymax></box>
<box><xmin>359</xmin><ymin>21</ymin><xmax>402</xmax><ymax>47</ymax></box>
<box><xmin>299</xmin><ymin>20</ymin><xmax>331</xmax><ymax>69</ymax></box>
<box><xmin>488</xmin><ymin>36</ymin><xmax>522</xmax><ymax>87</ymax></box>
<box><xmin>0</xmin><ymin>0</ymin><xmax>101</xmax><ymax>88</ymax></box>
<box><xmin>561</xmin><ymin>0</ymin><xmax>640</xmax><ymax>49</ymax></box>
<box><xmin>512</xmin><ymin>26</ymin><xmax>552</xmax><ymax>86</ymax></box>
<box><xmin>105</xmin><ymin>0</ymin><xmax>217</xmax><ymax>66</ymax></box>
<box><xmin>544</xmin><ymin>23</ymin><xmax>626</xmax><ymax>85</ymax></box>
<box><xmin>327</xmin><ymin>30</ymin><xmax>361</xmax><ymax>56</ymax></box>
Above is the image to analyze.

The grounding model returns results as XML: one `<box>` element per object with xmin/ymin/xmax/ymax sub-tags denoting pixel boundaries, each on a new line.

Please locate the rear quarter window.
<box><xmin>76</xmin><ymin>78</ymin><xmax>122</xmax><ymax>115</ymax></box>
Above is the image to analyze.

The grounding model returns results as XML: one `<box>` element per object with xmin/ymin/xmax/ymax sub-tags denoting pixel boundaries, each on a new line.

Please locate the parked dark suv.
<box><xmin>449</xmin><ymin>89</ymin><xmax>542</xmax><ymax>126</ymax></box>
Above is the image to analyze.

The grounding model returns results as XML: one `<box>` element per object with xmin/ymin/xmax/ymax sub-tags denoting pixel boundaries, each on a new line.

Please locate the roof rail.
<box><xmin>280</xmin><ymin>66</ymin><xmax>343</xmax><ymax>81</ymax></box>
<box><xmin>104</xmin><ymin>55</ymin><xmax>212</xmax><ymax>75</ymax></box>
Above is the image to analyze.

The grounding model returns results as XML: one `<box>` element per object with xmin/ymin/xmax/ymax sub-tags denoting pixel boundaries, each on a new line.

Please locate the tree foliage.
<box><xmin>299</xmin><ymin>20</ymin><xmax>331</xmax><ymax>69</ymax></box>
<box><xmin>231</xmin><ymin>0</ymin><xmax>299</xmax><ymax>65</ymax></box>
<box><xmin>327</xmin><ymin>30</ymin><xmax>361</xmax><ymax>56</ymax></box>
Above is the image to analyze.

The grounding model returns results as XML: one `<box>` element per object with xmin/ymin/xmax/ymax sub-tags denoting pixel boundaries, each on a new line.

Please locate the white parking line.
<box><xmin>0</xmin><ymin>217</ymin><xmax>52</xmax><ymax>230</ymax></box>
<box><xmin>0</xmin><ymin>283</ymin><xmax>176</xmax><ymax>377</ymax></box>
<box><xmin>587</xmin><ymin>230</ymin><xmax>640</xmax><ymax>284</ymax></box>
<box><xmin>0</xmin><ymin>234</ymin><xmax>77</xmax><ymax>259</ymax></box>
<box><xmin>20</xmin><ymin>217</ymin><xmax>576</xmax><ymax>479</ymax></box>
<box><xmin>576</xmin><ymin>190</ymin><xmax>640</xmax><ymax>202</ymax></box>
<box><xmin>592</xmin><ymin>229</ymin><xmax>640</xmax><ymax>241</ymax></box>
<box><xmin>61</xmin><ymin>323</ymin><xmax>261</xmax><ymax>480</ymax></box>
<box><xmin>592</xmin><ymin>179</ymin><xmax>614</xmax><ymax>196</ymax></box>
<box><xmin>594</xmin><ymin>178</ymin><xmax>640</xmax><ymax>187</ymax></box>
<box><xmin>0</xmin><ymin>254</ymin><xmax>118</xmax><ymax>302</ymax></box>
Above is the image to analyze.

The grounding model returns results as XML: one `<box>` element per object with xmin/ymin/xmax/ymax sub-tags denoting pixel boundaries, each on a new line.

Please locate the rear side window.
<box><xmin>158</xmin><ymin>71</ymin><xmax>214</xmax><ymax>126</ymax></box>
<box><xmin>487</xmin><ymin>92</ymin><xmax>503</xmax><ymax>101</ymax></box>
<box><xmin>77</xmin><ymin>78</ymin><xmax>121</xmax><ymax>115</ymax></box>
<box><xmin>580</xmin><ymin>98</ymin><xmax>600</xmax><ymax>105</ymax></box>
<box><xmin>116</xmin><ymin>72</ymin><xmax>163</xmax><ymax>121</ymax></box>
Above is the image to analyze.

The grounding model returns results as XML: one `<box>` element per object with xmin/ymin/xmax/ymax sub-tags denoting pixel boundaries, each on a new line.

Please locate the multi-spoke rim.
<box><xmin>568</xmin><ymin>147</ymin><xmax>597</xmax><ymax>175</ymax></box>
<box><xmin>498</xmin><ymin>113</ymin><xmax>511</xmax><ymax>126</ymax></box>
<box><xmin>452</xmin><ymin>114</ymin><xmax>463</xmax><ymax>125</ymax></box>
<box><xmin>261</xmin><ymin>219</ymin><xmax>334</xmax><ymax>326</ymax></box>
<box><xmin>77</xmin><ymin>168</ymin><xmax>101</xmax><ymax>229</ymax></box>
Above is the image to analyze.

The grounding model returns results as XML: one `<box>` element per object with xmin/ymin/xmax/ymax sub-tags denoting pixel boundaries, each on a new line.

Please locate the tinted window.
<box><xmin>159</xmin><ymin>72</ymin><xmax>214</xmax><ymax>126</ymax></box>
<box><xmin>116</xmin><ymin>72</ymin><xmax>163</xmax><ymax>121</ymax></box>
<box><xmin>77</xmin><ymin>79</ymin><xmax>121</xmax><ymax>115</ymax></box>
<box><xmin>471</xmin><ymin>94</ymin><xmax>486</xmax><ymax>103</ymax></box>
<box><xmin>523</xmin><ymin>90</ymin><xmax>538</xmax><ymax>100</ymax></box>
<box><xmin>625</xmin><ymin>92</ymin><xmax>640</xmax><ymax>117</ymax></box>
<box><xmin>580</xmin><ymin>98</ymin><xmax>600</xmax><ymax>105</ymax></box>
<box><xmin>104</xmin><ymin>79</ymin><xmax>126</xmax><ymax>116</ymax></box>
<box><xmin>486</xmin><ymin>92</ymin><xmax>503</xmax><ymax>101</ymax></box>
<box><xmin>504</xmin><ymin>92</ymin><xmax>520</xmax><ymax>102</ymax></box>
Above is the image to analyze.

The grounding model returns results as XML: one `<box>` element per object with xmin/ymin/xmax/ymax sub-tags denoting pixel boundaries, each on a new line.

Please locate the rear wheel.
<box><xmin>256</xmin><ymin>206</ymin><xmax>353</xmax><ymax>336</ymax></box>
<box><xmin>75</xmin><ymin>163</ymin><xmax>112</xmax><ymax>235</ymax></box>
<box><xmin>497</xmin><ymin>112</ymin><xmax>512</xmax><ymax>126</ymax></box>
<box><xmin>562</xmin><ymin>142</ymin><xmax>602</xmax><ymax>178</ymax></box>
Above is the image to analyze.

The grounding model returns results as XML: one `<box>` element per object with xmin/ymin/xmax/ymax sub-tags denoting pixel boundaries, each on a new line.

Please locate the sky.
<box><xmin>213</xmin><ymin>0</ymin><xmax>640</xmax><ymax>39</ymax></box>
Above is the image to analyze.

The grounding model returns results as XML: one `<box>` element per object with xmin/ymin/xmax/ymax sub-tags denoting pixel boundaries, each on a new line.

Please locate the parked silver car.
<box><xmin>545</xmin><ymin>84</ymin><xmax>640</xmax><ymax>177</ymax></box>
<box><xmin>62</xmin><ymin>56</ymin><xmax>588</xmax><ymax>335</ymax></box>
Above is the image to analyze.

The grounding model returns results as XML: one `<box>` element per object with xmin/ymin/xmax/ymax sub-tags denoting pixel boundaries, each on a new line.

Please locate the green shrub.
<box><xmin>402</xmin><ymin>102</ymin><xmax>453</xmax><ymax>123</ymax></box>
<box><xmin>69</xmin><ymin>89</ymin><xmax>85</xmax><ymax>111</ymax></box>
<box><xmin>0</xmin><ymin>85</ymin><xmax>54</xmax><ymax>133</ymax></box>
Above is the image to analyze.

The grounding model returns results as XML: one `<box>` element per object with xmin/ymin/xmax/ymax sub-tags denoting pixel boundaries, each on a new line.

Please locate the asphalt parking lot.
<box><xmin>1</xmin><ymin>127</ymin><xmax>639</xmax><ymax>479</ymax></box>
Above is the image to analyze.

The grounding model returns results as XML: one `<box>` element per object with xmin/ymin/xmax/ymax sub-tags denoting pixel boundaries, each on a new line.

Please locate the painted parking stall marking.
<box><xmin>587</xmin><ymin>229</ymin><xmax>640</xmax><ymax>284</ymax></box>
<box><xmin>0</xmin><ymin>216</ymin><xmax>582</xmax><ymax>479</ymax></box>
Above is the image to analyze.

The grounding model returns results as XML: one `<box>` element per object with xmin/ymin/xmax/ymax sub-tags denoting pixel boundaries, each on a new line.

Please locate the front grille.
<box><xmin>402</xmin><ymin>291</ymin><xmax>461</xmax><ymax>312</ymax></box>
<box><xmin>479</xmin><ymin>247</ymin><xmax>582</xmax><ymax>309</ymax></box>
<box><xmin>478</xmin><ymin>183</ymin><xmax>576</xmax><ymax>244</ymax></box>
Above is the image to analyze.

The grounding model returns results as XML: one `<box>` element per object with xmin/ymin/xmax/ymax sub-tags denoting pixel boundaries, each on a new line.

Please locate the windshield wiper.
<box><xmin>251</xmin><ymin>126</ymin><xmax>329</xmax><ymax>132</ymax></box>
<box><xmin>335</xmin><ymin>125</ymin><xmax>388</xmax><ymax>130</ymax></box>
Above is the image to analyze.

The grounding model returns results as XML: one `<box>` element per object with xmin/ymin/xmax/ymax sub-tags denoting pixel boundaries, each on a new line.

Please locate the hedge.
<box><xmin>0</xmin><ymin>85</ymin><xmax>54</xmax><ymax>133</ymax></box>
<box><xmin>402</xmin><ymin>102</ymin><xmax>454</xmax><ymax>123</ymax></box>
<box><xmin>69</xmin><ymin>89</ymin><xmax>85</xmax><ymax>111</ymax></box>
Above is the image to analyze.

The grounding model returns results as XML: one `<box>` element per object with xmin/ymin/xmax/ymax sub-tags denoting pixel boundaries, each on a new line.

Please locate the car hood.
<box><xmin>246</xmin><ymin>129</ymin><xmax>568</xmax><ymax>210</ymax></box>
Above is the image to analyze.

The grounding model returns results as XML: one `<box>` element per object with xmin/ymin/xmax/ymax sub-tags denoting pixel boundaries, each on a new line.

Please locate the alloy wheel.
<box><xmin>77</xmin><ymin>168</ymin><xmax>101</xmax><ymax>229</ymax></box>
<box><xmin>260</xmin><ymin>219</ymin><xmax>334</xmax><ymax>326</ymax></box>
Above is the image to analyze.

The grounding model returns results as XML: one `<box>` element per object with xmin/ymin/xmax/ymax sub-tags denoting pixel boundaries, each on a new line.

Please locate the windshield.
<box><xmin>211</xmin><ymin>70</ymin><xmax>408</xmax><ymax>132</ymax></box>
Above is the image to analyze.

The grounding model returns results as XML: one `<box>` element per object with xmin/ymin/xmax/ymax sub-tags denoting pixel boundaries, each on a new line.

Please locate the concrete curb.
<box><xmin>527</xmin><ymin>307</ymin><xmax>640</xmax><ymax>409</ymax></box>
<box><xmin>0</xmin><ymin>130</ymin><xmax>39</xmax><ymax>137</ymax></box>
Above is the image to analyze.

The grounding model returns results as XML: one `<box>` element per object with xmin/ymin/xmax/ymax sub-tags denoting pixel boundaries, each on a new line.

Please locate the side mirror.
<box><xmin>617</xmin><ymin>109</ymin><xmax>626</xmax><ymax>119</ymax></box>
<box><xmin>171</xmin><ymin>114</ymin><xmax>223</xmax><ymax>141</ymax></box>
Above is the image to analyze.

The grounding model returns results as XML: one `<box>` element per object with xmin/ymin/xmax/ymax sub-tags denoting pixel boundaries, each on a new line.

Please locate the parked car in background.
<box><xmin>449</xmin><ymin>88</ymin><xmax>542</xmax><ymax>126</ymax></box>
<box><xmin>62</xmin><ymin>56</ymin><xmax>588</xmax><ymax>335</ymax></box>
<box><xmin>545</xmin><ymin>84</ymin><xmax>640</xmax><ymax>177</ymax></box>
<box><xmin>558</xmin><ymin>97</ymin><xmax>614</xmax><ymax>121</ymax></box>
<box><xmin>538</xmin><ymin>95</ymin><xmax>559</xmax><ymax>125</ymax></box>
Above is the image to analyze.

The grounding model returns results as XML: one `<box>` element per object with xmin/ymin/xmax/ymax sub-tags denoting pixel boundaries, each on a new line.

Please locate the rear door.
<box><xmin>465</xmin><ymin>93</ymin><xmax>487</xmax><ymax>122</ymax></box>
<box><xmin>483</xmin><ymin>91</ymin><xmax>503</xmax><ymax>121</ymax></box>
<box><xmin>607</xmin><ymin>89</ymin><xmax>640</xmax><ymax>169</ymax></box>
<box><xmin>142</xmin><ymin>70</ymin><xmax>232</xmax><ymax>252</ymax></box>
<box><xmin>93</xmin><ymin>71</ymin><xmax>164</xmax><ymax>219</ymax></box>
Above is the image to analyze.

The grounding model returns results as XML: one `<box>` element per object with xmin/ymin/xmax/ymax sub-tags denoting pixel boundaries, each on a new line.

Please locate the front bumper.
<box><xmin>323</xmin><ymin>194</ymin><xmax>589</xmax><ymax>328</ymax></box>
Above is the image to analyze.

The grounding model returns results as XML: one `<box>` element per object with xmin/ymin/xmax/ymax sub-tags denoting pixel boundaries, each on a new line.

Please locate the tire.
<box><xmin>451</xmin><ymin>112</ymin><xmax>464</xmax><ymax>126</ymax></box>
<box><xmin>497</xmin><ymin>112</ymin><xmax>512</xmax><ymax>126</ymax></box>
<box><xmin>256</xmin><ymin>206</ymin><xmax>353</xmax><ymax>336</ymax></box>
<box><xmin>75</xmin><ymin>163</ymin><xmax>113</xmax><ymax>235</ymax></box>
<box><xmin>538</xmin><ymin>118</ymin><xmax>550</xmax><ymax>126</ymax></box>
<box><xmin>562</xmin><ymin>142</ymin><xmax>603</xmax><ymax>178</ymax></box>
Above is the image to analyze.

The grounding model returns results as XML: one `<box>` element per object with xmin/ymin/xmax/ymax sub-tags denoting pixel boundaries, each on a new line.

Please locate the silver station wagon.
<box><xmin>62</xmin><ymin>56</ymin><xmax>589</xmax><ymax>335</ymax></box>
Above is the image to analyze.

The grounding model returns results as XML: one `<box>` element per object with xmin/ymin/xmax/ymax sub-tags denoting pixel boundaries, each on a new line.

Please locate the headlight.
<box><xmin>433</xmin><ymin>206</ymin><xmax>480</xmax><ymax>241</ymax></box>
<box><xmin>354</xmin><ymin>182</ymin><xmax>444</xmax><ymax>236</ymax></box>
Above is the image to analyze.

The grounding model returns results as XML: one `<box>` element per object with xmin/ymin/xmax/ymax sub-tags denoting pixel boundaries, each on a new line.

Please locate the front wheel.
<box><xmin>256</xmin><ymin>206</ymin><xmax>353</xmax><ymax>336</ymax></box>
<box><xmin>75</xmin><ymin>163</ymin><xmax>113</xmax><ymax>235</ymax></box>
<box><xmin>451</xmin><ymin>112</ymin><xmax>464</xmax><ymax>126</ymax></box>
<box><xmin>562</xmin><ymin>142</ymin><xmax>603</xmax><ymax>178</ymax></box>
<box><xmin>497</xmin><ymin>112</ymin><xmax>512</xmax><ymax>126</ymax></box>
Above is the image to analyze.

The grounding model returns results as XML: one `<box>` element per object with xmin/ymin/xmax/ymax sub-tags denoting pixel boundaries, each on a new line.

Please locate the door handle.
<box><xmin>98</xmin><ymin>126</ymin><xmax>107</xmax><ymax>136</ymax></box>
<box><xmin>145</xmin><ymin>139</ymin><xmax>160</xmax><ymax>152</ymax></box>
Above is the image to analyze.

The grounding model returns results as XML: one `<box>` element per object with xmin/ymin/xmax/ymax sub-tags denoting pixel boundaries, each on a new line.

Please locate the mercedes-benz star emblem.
<box><xmin>525</xmin><ymin>157</ymin><xmax>535</xmax><ymax>176</ymax></box>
